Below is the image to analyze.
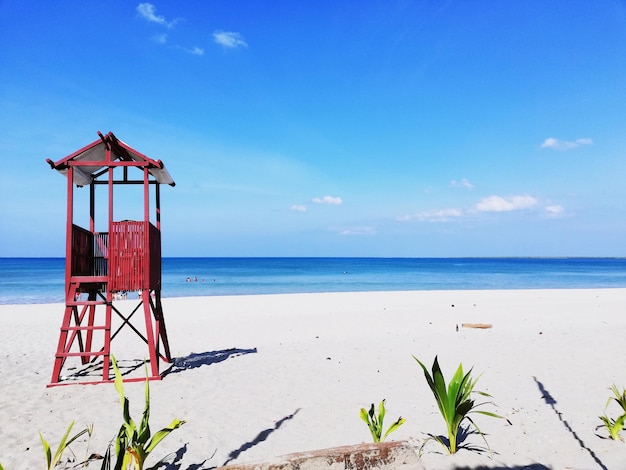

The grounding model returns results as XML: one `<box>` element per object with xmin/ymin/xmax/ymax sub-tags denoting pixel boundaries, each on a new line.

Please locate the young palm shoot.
<box><xmin>360</xmin><ymin>399</ymin><xmax>406</xmax><ymax>442</ymax></box>
<box><xmin>607</xmin><ymin>384</ymin><xmax>626</xmax><ymax>413</ymax></box>
<box><xmin>599</xmin><ymin>413</ymin><xmax>626</xmax><ymax>440</ymax></box>
<box><xmin>104</xmin><ymin>355</ymin><xmax>185</xmax><ymax>470</ymax></box>
<box><xmin>414</xmin><ymin>355</ymin><xmax>502</xmax><ymax>454</ymax></box>
<box><xmin>39</xmin><ymin>420</ymin><xmax>90</xmax><ymax>470</ymax></box>
<box><xmin>599</xmin><ymin>384</ymin><xmax>626</xmax><ymax>440</ymax></box>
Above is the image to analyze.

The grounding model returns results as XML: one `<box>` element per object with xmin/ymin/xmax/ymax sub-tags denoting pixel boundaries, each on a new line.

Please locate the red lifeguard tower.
<box><xmin>46</xmin><ymin>131</ymin><xmax>175</xmax><ymax>386</ymax></box>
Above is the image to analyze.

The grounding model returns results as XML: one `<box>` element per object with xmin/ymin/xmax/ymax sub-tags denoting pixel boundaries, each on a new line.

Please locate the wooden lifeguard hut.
<box><xmin>46</xmin><ymin>131</ymin><xmax>175</xmax><ymax>386</ymax></box>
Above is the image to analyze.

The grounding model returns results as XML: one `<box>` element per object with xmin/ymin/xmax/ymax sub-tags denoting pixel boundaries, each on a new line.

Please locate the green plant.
<box><xmin>39</xmin><ymin>420</ymin><xmax>90</xmax><ymax>469</ymax></box>
<box><xmin>360</xmin><ymin>399</ymin><xmax>406</xmax><ymax>442</ymax></box>
<box><xmin>413</xmin><ymin>355</ymin><xmax>502</xmax><ymax>454</ymax></box>
<box><xmin>102</xmin><ymin>355</ymin><xmax>185</xmax><ymax>470</ymax></box>
<box><xmin>606</xmin><ymin>384</ymin><xmax>626</xmax><ymax>413</ymax></box>
<box><xmin>599</xmin><ymin>384</ymin><xmax>626</xmax><ymax>440</ymax></box>
<box><xmin>599</xmin><ymin>413</ymin><xmax>626</xmax><ymax>441</ymax></box>
<box><xmin>75</xmin><ymin>423</ymin><xmax>96</xmax><ymax>468</ymax></box>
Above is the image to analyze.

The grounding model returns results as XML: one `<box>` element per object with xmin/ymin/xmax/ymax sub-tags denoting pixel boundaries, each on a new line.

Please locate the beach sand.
<box><xmin>1</xmin><ymin>289</ymin><xmax>625</xmax><ymax>469</ymax></box>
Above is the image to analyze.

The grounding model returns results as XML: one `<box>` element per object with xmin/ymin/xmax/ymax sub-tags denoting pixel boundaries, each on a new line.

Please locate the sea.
<box><xmin>1</xmin><ymin>257</ymin><xmax>626</xmax><ymax>305</ymax></box>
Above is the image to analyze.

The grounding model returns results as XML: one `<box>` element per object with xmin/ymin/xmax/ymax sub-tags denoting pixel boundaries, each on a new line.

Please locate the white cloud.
<box><xmin>450</xmin><ymin>178</ymin><xmax>474</xmax><ymax>189</ymax></box>
<box><xmin>540</xmin><ymin>137</ymin><xmax>593</xmax><ymax>151</ymax></box>
<box><xmin>545</xmin><ymin>205</ymin><xmax>564</xmax><ymax>217</ymax></box>
<box><xmin>137</xmin><ymin>3</ymin><xmax>177</xmax><ymax>28</ymax></box>
<box><xmin>398</xmin><ymin>193</ymin><xmax>542</xmax><ymax>223</ymax></box>
<box><xmin>475</xmin><ymin>195</ymin><xmax>537</xmax><ymax>212</ymax></box>
<box><xmin>397</xmin><ymin>208</ymin><xmax>463</xmax><ymax>222</ymax></box>
<box><xmin>183</xmin><ymin>46</ymin><xmax>204</xmax><ymax>56</ymax></box>
<box><xmin>152</xmin><ymin>33</ymin><xmax>167</xmax><ymax>44</ymax></box>
<box><xmin>312</xmin><ymin>195</ymin><xmax>342</xmax><ymax>205</ymax></box>
<box><xmin>290</xmin><ymin>204</ymin><xmax>307</xmax><ymax>212</ymax></box>
<box><xmin>213</xmin><ymin>31</ymin><xmax>248</xmax><ymax>49</ymax></box>
<box><xmin>339</xmin><ymin>227</ymin><xmax>375</xmax><ymax>236</ymax></box>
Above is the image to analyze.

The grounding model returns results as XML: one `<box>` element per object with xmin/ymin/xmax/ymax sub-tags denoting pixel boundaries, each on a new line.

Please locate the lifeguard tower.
<box><xmin>46</xmin><ymin>131</ymin><xmax>175</xmax><ymax>386</ymax></box>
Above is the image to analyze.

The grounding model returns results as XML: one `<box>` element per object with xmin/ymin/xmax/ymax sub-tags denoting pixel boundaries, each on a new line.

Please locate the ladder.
<box><xmin>49</xmin><ymin>276</ymin><xmax>172</xmax><ymax>386</ymax></box>
<box><xmin>50</xmin><ymin>276</ymin><xmax>112</xmax><ymax>384</ymax></box>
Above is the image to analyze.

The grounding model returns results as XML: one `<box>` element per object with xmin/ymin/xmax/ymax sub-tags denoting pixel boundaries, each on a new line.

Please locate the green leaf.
<box><xmin>382</xmin><ymin>416</ymin><xmax>406</xmax><ymax>441</ymax></box>
<box><xmin>138</xmin><ymin>363</ymin><xmax>152</xmax><ymax>445</ymax></box>
<box><xmin>113</xmin><ymin>425</ymin><xmax>128</xmax><ymax>470</ymax></box>
<box><xmin>100</xmin><ymin>442</ymin><xmax>112</xmax><ymax>470</ymax></box>
<box><xmin>145</xmin><ymin>419</ymin><xmax>186</xmax><ymax>453</ymax></box>
<box><xmin>377</xmin><ymin>400</ymin><xmax>386</xmax><ymax>428</ymax></box>
<box><xmin>474</xmin><ymin>409</ymin><xmax>504</xmax><ymax>419</ymax></box>
<box><xmin>39</xmin><ymin>432</ymin><xmax>52</xmax><ymax>469</ymax></box>
<box><xmin>610</xmin><ymin>384</ymin><xmax>626</xmax><ymax>413</ymax></box>
<box><xmin>112</xmin><ymin>356</ymin><xmax>125</xmax><ymax>404</ymax></box>
<box><xmin>53</xmin><ymin>420</ymin><xmax>75</xmax><ymax>461</ymax></box>
<box><xmin>359</xmin><ymin>408</ymin><xmax>369</xmax><ymax>424</ymax></box>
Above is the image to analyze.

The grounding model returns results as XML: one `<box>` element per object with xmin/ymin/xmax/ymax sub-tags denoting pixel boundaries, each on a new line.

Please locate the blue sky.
<box><xmin>1</xmin><ymin>1</ymin><xmax>625</xmax><ymax>257</ymax></box>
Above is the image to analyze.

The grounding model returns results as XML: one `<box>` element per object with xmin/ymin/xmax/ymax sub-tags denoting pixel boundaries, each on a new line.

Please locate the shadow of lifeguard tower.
<box><xmin>46</xmin><ymin>131</ymin><xmax>175</xmax><ymax>386</ymax></box>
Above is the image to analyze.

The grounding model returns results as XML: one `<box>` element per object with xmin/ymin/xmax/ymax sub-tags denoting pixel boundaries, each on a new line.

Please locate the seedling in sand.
<box><xmin>606</xmin><ymin>384</ymin><xmax>626</xmax><ymax>413</ymax></box>
<box><xmin>39</xmin><ymin>420</ymin><xmax>90</xmax><ymax>469</ymax></box>
<box><xmin>599</xmin><ymin>384</ymin><xmax>626</xmax><ymax>440</ymax></box>
<box><xmin>360</xmin><ymin>399</ymin><xmax>406</xmax><ymax>442</ymax></box>
<box><xmin>101</xmin><ymin>355</ymin><xmax>185</xmax><ymax>470</ymax></box>
<box><xmin>414</xmin><ymin>355</ymin><xmax>502</xmax><ymax>454</ymax></box>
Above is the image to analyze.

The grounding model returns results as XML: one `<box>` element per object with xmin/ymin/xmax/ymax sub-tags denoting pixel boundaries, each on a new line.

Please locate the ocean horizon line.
<box><xmin>1</xmin><ymin>255</ymin><xmax>625</xmax><ymax>260</ymax></box>
<box><xmin>2</xmin><ymin>257</ymin><xmax>625</xmax><ymax>305</ymax></box>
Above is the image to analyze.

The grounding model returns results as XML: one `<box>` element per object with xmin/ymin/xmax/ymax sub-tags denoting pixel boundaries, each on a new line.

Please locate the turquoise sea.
<box><xmin>1</xmin><ymin>257</ymin><xmax>625</xmax><ymax>305</ymax></box>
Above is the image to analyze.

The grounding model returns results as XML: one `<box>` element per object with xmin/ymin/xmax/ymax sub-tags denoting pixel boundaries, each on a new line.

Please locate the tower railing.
<box><xmin>71</xmin><ymin>222</ymin><xmax>161</xmax><ymax>293</ymax></box>
<box><xmin>108</xmin><ymin>221</ymin><xmax>160</xmax><ymax>292</ymax></box>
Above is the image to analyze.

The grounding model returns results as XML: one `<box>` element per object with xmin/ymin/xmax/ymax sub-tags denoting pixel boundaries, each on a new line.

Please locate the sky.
<box><xmin>1</xmin><ymin>0</ymin><xmax>626</xmax><ymax>257</ymax></box>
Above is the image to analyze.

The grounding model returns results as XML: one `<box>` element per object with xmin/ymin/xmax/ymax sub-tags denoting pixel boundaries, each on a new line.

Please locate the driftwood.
<box><xmin>217</xmin><ymin>440</ymin><xmax>421</xmax><ymax>469</ymax></box>
<box><xmin>461</xmin><ymin>323</ymin><xmax>493</xmax><ymax>329</ymax></box>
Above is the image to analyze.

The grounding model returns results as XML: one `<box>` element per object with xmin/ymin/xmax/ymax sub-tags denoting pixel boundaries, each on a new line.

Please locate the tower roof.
<box><xmin>46</xmin><ymin>131</ymin><xmax>175</xmax><ymax>187</ymax></box>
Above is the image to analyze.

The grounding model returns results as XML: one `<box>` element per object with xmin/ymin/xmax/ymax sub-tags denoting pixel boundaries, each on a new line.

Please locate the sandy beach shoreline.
<box><xmin>1</xmin><ymin>288</ymin><xmax>625</xmax><ymax>469</ymax></box>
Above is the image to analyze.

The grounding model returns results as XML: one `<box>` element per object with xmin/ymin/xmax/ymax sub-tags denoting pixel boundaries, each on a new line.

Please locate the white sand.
<box><xmin>1</xmin><ymin>289</ymin><xmax>625</xmax><ymax>469</ymax></box>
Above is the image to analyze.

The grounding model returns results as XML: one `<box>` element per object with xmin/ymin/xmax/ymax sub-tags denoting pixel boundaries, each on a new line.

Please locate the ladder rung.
<box><xmin>62</xmin><ymin>325</ymin><xmax>109</xmax><ymax>331</ymax></box>
<box><xmin>56</xmin><ymin>351</ymin><xmax>108</xmax><ymax>358</ymax></box>
<box><xmin>67</xmin><ymin>300</ymin><xmax>108</xmax><ymax>306</ymax></box>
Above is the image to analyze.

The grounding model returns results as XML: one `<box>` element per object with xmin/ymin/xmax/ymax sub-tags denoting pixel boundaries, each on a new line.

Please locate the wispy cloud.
<box><xmin>180</xmin><ymin>46</ymin><xmax>204</xmax><ymax>56</ymax></box>
<box><xmin>540</xmin><ymin>137</ymin><xmax>592</xmax><ymax>151</ymax></box>
<box><xmin>290</xmin><ymin>204</ymin><xmax>308</xmax><ymax>212</ymax></box>
<box><xmin>398</xmin><ymin>193</ymin><xmax>541</xmax><ymax>222</ymax></box>
<box><xmin>213</xmin><ymin>31</ymin><xmax>248</xmax><ymax>49</ymax></box>
<box><xmin>450</xmin><ymin>178</ymin><xmax>474</xmax><ymax>189</ymax></box>
<box><xmin>339</xmin><ymin>226</ymin><xmax>376</xmax><ymax>236</ymax></box>
<box><xmin>137</xmin><ymin>4</ymin><xmax>204</xmax><ymax>56</ymax></box>
<box><xmin>137</xmin><ymin>3</ymin><xmax>178</xmax><ymax>28</ymax></box>
<box><xmin>545</xmin><ymin>204</ymin><xmax>565</xmax><ymax>218</ymax></box>
<box><xmin>475</xmin><ymin>195</ymin><xmax>537</xmax><ymax>212</ymax></box>
<box><xmin>152</xmin><ymin>33</ymin><xmax>167</xmax><ymax>44</ymax></box>
<box><xmin>397</xmin><ymin>208</ymin><xmax>463</xmax><ymax>222</ymax></box>
<box><xmin>312</xmin><ymin>195</ymin><xmax>342</xmax><ymax>205</ymax></box>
